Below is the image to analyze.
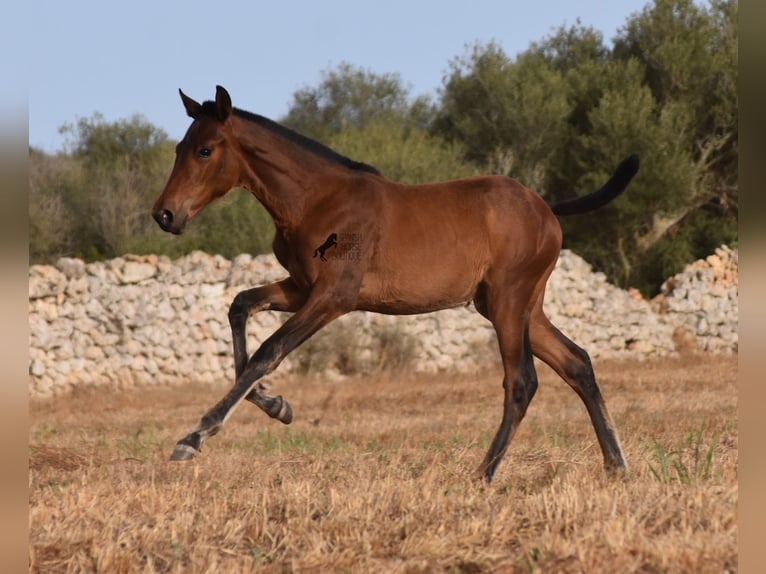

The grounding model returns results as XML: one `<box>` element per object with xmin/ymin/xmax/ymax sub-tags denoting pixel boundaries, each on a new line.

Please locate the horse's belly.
<box><xmin>355</xmin><ymin>261</ymin><xmax>482</xmax><ymax>315</ymax></box>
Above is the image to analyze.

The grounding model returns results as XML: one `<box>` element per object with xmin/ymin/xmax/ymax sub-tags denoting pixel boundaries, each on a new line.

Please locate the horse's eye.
<box><xmin>197</xmin><ymin>147</ymin><xmax>212</xmax><ymax>158</ymax></box>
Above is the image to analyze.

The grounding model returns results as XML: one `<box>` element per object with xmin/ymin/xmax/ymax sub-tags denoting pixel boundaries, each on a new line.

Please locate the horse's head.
<box><xmin>152</xmin><ymin>86</ymin><xmax>241</xmax><ymax>234</ymax></box>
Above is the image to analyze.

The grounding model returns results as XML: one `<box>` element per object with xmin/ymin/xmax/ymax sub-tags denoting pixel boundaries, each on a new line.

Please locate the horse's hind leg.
<box><xmin>479</xmin><ymin>321</ymin><xmax>537</xmax><ymax>483</ymax></box>
<box><xmin>227</xmin><ymin>279</ymin><xmax>306</xmax><ymax>423</ymax></box>
<box><xmin>529</xmin><ymin>299</ymin><xmax>627</xmax><ymax>473</ymax></box>
<box><xmin>477</xmin><ymin>278</ymin><xmax>540</xmax><ymax>483</ymax></box>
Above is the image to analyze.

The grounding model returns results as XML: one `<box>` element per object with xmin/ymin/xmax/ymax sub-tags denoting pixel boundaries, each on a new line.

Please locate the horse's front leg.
<box><xmin>227</xmin><ymin>279</ymin><xmax>305</xmax><ymax>423</ymax></box>
<box><xmin>171</xmin><ymin>292</ymin><xmax>346</xmax><ymax>460</ymax></box>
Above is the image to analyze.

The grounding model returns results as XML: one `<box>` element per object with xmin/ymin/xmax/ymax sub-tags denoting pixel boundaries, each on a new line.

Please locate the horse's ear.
<box><xmin>215</xmin><ymin>85</ymin><xmax>232</xmax><ymax>122</ymax></box>
<box><xmin>179</xmin><ymin>89</ymin><xmax>202</xmax><ymax>119</ymax></box>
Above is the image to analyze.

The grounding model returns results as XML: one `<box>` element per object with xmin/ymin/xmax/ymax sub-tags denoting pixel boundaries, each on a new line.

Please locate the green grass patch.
<box><xmin>644</xmin><ymin>424</ymin><xmax>721</xmax><ymax>484</ymax></box>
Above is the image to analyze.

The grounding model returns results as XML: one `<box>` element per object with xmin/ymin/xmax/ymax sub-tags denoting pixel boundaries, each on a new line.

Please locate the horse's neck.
<box><xmin>235</xmin><ymin>124</ymin><xmax>318</xmax><ymax>230</ymax></box>
<box><xmin>234</xmin><ymin>120</ymin><xmax>360</xmax><ymax>233</ymax></box>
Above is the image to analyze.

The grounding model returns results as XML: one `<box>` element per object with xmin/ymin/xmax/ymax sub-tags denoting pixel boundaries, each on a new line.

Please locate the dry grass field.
<box><xmin>29</xmin><ymin>354</ymin><xmax>737</xmax><ymax>573</ymax></box>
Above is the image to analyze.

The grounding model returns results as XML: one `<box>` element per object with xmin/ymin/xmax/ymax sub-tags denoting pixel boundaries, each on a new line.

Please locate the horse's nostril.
<box><xmin>153</xmin><ymin>209</ymin><xmax>174</xmax><ymax>230</ymax></box>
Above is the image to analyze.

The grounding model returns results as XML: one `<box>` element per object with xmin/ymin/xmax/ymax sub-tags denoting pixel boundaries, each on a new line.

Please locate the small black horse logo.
<box><xmin>313</xmin><ymin>233</ymin><xmax>338</xmax><ymax>262</ymax></box>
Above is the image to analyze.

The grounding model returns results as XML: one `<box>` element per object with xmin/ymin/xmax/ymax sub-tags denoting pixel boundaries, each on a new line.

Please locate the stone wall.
<box><xmin>28</xmin><ymin>246</ymin><xmax>738</xmax><ymax>398</ymax></box>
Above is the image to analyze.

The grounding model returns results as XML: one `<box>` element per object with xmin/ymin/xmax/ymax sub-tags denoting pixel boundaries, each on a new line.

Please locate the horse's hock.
<box><xmin>28</xmin><ymin>246</ymin><xmax>738</xmax><ymax>398</ymax></box>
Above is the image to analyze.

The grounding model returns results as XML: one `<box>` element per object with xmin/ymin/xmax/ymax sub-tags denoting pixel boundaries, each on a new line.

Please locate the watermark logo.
<box><xmin>313</xmin><ymin>232</ymin><xmax>362</xmax><ymax>262</ymax></box>
<box><xmin>313</xmin><ymin>233</ymin><xmax>337</xmax><ymax>261</ymax></box>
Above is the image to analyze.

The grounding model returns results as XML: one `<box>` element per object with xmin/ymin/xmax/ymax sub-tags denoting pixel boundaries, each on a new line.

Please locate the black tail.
<box><xmin>550</xmin><ymin>155</ymin><xmax>639</xmax><ymax>216</ymax></box>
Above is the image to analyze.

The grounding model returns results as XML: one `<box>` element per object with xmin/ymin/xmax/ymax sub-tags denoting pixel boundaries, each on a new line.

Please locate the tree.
<box><xmin>567</xmin><ymin>60</ymin><xmax>699</xmax><ymax>286</ymax></box>
<box><xmin>283</xmin><ymin>62</ymin><xmax>476</xmax><ymax>184</ymax></box>
<box><xmin>55</xmin><ymin>114</ymin><xmax>176</xmax><ymax>258</ymax></box>
<box><xmin>610</xmin><ymin>0</ymin><xmax>738</xmax><ymax>290</ymax></box>
<box><xmin>283</xmin><ymin>62</ymin><xmax>434</xmax><ymax>140</ymax></box>
<box><xmin>614</xmin><ymin>0</ymin><xmax>738</xmax><ymax>205</ymax></box>
<box><xmin>433</xmin><ymin>42</ymin><xmax>570</xmax><ymax>192</ymax></box>
<box><xmin>29</xmin><ymin>148</ymin><xmax>80</xmax><ymax>262</ymax></box>
<box><xmin>432</xmin><ymin>2</ymin><xmax>737</xmax><ymax>294</ymax></box>
<box><xmin>29</xmin><ymin>114</ymin><xmax>275</xmax><ymax>263</ymax></box>
<box><xmin>326</xmin><ymin>120</ymin><xmax>476</xmax><ymax>184</ymax></box>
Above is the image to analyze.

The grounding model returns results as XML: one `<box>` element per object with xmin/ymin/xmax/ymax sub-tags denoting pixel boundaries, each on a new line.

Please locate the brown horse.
<box><xmin>153</xmin><ymin>85</ymin><xmax>638</xmax><ymax>482</ymax></box>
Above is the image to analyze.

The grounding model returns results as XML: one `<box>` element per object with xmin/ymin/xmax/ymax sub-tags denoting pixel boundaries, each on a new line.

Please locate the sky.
<box><xmin>27</xmin><ymin>0</ymin><xmax>652</xmax><ymax>153</ymax></box>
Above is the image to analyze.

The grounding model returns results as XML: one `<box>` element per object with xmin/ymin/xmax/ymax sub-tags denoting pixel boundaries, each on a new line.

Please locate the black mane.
<box><xmin>199</xmin><ymin>101</ymin><xmax>381</xmax><ymax>175</ymax></box>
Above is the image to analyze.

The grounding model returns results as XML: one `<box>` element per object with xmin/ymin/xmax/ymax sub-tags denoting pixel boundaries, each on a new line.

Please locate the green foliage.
<box><xmin>434</xmin><ymin>43</ymin><xmax>570</xmax><ymax>191</ymax></box>
<box><xmin>60</xmin><ymin>112</ymin><xmax>170</xmax><ymax>170</ymax></box>
<box><xmin>29</xmin><ymin>149</ymin><xmax>81</xmax><ymax>262</ymax></box>
<box><xmin>29</xmin><ymin>115</ymin><xmax>274</xmax><ymax>263</ymax></box>
<box><xmin>646</xmin><ymin>425</ymin><xmax>721</xmax><ymax>485</ymax></box>
<box><xmin>283</xmin><ymin>61</ymin><xmax>434</xmax><ymax>140</ymax></box>
<box><xmin>31</xmin><ymin>114</ymin><xmax>177</xmax><ymax>262</ymax></box>
<box><xmin>327</xmin><ymin>121</ymin><xmax>477</xmax><ymax>184</ymax></box>
<box><xmin>563</xmin><ymin>60</ymin><xmax>700</xmax><ymax>286</ymax></box>
<box><xmin>281</xmin><ymin>61</ymin><xmax>470</xmax><ymax>184</ymax></box>
<box><xmin>614</xmin><ymin>0</ymin><xmax>738</xmax><ymax>213</ymax></box>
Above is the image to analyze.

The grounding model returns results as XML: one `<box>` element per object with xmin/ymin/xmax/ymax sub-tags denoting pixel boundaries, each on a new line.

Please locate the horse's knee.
<box><xmin>228</xmin><ymin>292</ymin><xmax>246</xmax><ymax>316</ymax></box>
<box><xmin>228</xmin><ymin>291</ymin><xmax>253</xmax><ymax>325</ymax></box>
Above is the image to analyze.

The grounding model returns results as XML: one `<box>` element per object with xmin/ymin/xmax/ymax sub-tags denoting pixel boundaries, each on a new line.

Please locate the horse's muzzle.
<box><xmin>153</xmin><ymin>208</ymin><xmax>184</xmax><ymax>235</ymax></box>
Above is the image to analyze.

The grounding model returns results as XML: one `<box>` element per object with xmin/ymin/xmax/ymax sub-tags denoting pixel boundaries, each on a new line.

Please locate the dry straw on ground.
<box><xmin>29</xmin><ymin>355</ymin><xmax>737</xmax><ymax>573</ymax></box>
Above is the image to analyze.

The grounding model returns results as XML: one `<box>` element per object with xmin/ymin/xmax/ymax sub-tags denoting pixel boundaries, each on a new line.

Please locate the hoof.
<box><xmin>605</xmin><ymin>461</ymin><xmax>628</xmax><ymax>477</ymax></box>
<box><xmin>248</xmin><ymin>392</ymin><xmax>294</xmax><ymax>424</ymax></box>
<box><xmin>169</xmin><ymin>443</ymin><xmax>198</xmax><ymax>461</ymax></box>
<box><xmin>276</xmin><ymin>399</ymin><xmax>293</xmax><ymax>425</ymax></box>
